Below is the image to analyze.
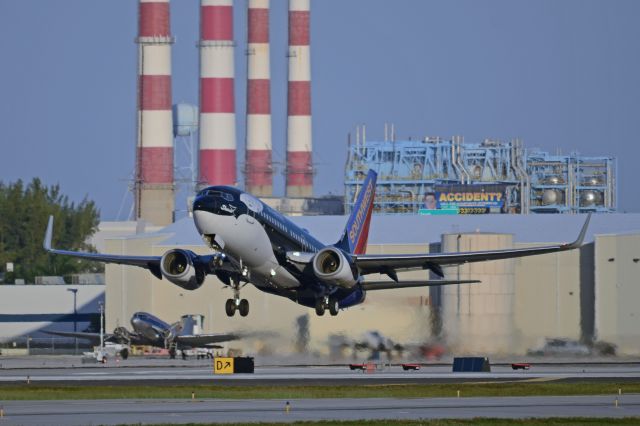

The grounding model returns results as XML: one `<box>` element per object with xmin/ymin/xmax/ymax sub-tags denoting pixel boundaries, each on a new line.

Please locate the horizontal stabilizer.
<box><xmin>362</xmin><ymin>279</ymin><xmax>481</xmax><ymax>291</ymax></box>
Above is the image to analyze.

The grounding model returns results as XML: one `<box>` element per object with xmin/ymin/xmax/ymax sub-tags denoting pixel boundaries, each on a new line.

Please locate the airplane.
<box><xmin>45</xmin><ymin>312</ymin><xmax>240</xmax><ymax>359</ymax></box>
<box><xmin>353</xmin><ymin>330</ymin><xmax>404</xmax><ymax>360</ymax></box>
<box><xmin>332</xmin><ymin>330</ymin><xmax>444</xmax><ymax>361</ymax></box>
<box><xmin>43</xmin><ymin>169</ymin><xmax>591</xmax><ymax>318</ymax></box>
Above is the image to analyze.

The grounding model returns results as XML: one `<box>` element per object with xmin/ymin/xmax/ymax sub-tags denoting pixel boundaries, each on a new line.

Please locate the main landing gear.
<box><xmin>225</xmin><ymin>280</ymin><xmax>249</xmax><ymax>317</ymax></box>
<box><xmin>315</xmin><ymin>296</ymin><xmax>339</xmax><ymax>317</ymax></box>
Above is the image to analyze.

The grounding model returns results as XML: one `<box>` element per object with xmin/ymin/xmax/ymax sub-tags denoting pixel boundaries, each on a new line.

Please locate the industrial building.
<box><xmin>103</xmin><ymin>213</ymin><xmax>640</xmax><ymax>357</ymax></box>
<box><xmin>345</xmin><ymin>130</ymin><xmax>616</xmax><ymax>215</ymax></box>
<box><xmin>132</xmin><ymin>0</ymin><xmax>319</xmax><ymax>226</ymax></box>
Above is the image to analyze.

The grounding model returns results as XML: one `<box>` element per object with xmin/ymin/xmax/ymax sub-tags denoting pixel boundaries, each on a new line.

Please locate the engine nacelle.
<box><xmin>312</xmin><ymin>247</ymin><xmax>357</xmax><ymax>288</ymax></box>
<box><xmin>160</xmin><ymin>249</ymin><xmax>205</xmax><ymax>290</ymax></box>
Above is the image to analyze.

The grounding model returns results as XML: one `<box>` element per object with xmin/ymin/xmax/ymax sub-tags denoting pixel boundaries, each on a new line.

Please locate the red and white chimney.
<box><xmin>245</xmin><ymin>0</ymin><xmax>272</xmax><ymax>196</ymax></box>
<box><xmin>135</xmin><ymin>0</ymin><xmax>175</xmax><ymax>225</ymax></box>
<box><xmin>198</xmin><ymin>0</ymin><xmax>237</xmax><ymax>187</ymax></box>
<box><xmin>286</xmin><ymin>0</ymin><xmax>313</xmax><ymax>197</ymax></box>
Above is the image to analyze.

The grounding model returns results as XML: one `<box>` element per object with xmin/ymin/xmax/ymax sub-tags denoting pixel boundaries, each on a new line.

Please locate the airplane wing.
<box><xmin>175</xmin><ymin>333</ymin><xmax>241</xmax><ymax>348</ymax></box>
<box><xmin>43</xmin><ymin>216</ymin><xmax>163</xmax><ymax>276</ymax></box>
<box><xmin>361</xmin><ymin>279</ymin><xmax>480</xmax><ymax>291</ymax></box>
<box><xmin>43</xmin><ymin>330</ymin><xmax>113</xmax><ymax>345</ymax></box>
<box><xmin>354</xmin><ymin>213</ymin><xmax>591</xmax><ymax>277</ymax></box>
<box><xmin>43</xmin><ymin>216</ymin><xmax>235</xmax><ymax>281</ymax></box>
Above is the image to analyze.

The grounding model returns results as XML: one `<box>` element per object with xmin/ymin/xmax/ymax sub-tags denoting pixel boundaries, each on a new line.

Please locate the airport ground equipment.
<box><xmin>512</xmin><ymin>363</ymin><xmax>531</xmax><ymax>370</ymax></box>
<box><xmin>401</xmin><ymin>363</ymin><xmax>421</xmax><ymax>371</ymax></box>
<box><xmin>452</xmin><ymin>357</ymin><xmax>491</xmax><ymax>372</ymax></box>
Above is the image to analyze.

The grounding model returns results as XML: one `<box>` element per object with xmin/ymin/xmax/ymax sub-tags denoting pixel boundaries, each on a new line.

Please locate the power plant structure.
<box><xmin>132</xmin><ymin>0</ymin><xmax>325</xmax><ymax>224</ymax></box>
<box><xmin>198</xmin><ymin>0</ymin><xmax>237</xmax><ymax>188</ymax></box>
<box><xmin>134</xmin><ymin>0</ymin><xmax>175</xmax><ymax>226</ymax></box>
<box><xmin>344</xmin><ymin>127</ymin><xmax>617</xmax><ymax>215</ymax></box>
<box><xmin>286</xmin><ymin>0</ymin><xmax>314</xmax><ymax>197</ymax></box>
<box><xmin>245</xmin><ymin>0</ymin><xmax>273</xmax><ymax>197</ymax></box>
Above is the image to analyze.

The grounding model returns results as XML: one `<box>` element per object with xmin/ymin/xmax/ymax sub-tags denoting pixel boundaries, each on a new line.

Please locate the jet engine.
<box><xmin>113</xmin><ymin>326</ymin><xmax>131</xmax><ymax>344</ymax></box>
<box><xmin>312</xmin><ymin>247</ymin><xmax>357</xmax><ymax>288</ymax></box>
<box><xmin>160</xmin><ymin>249</ymin><xmax>206</xmax><ymax>290</ymax></box>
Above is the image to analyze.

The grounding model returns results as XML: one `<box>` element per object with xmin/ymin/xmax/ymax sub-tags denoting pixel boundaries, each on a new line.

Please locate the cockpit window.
<box><xmin>198</xmin><ymin>189</ymin><xmax>234</xmax><ymax>201</ymax></box>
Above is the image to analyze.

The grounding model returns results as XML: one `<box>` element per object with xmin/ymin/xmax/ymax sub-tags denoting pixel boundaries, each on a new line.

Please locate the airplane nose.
<box><xmin>193</xmin><ymin>196</ymin><xmax>217</xmax><ymax>213</ymax></box>
<box><xmin>193</xmin><ymin>197</ymin><xmax>204</xmax><ymax>212</ymax></box>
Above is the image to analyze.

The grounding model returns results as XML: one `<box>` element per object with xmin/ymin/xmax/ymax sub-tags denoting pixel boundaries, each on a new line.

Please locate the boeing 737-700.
<box><xmin>44</xmin><ymin>170</ymin><xmax>590</xmax><ymax>317</ymax></box>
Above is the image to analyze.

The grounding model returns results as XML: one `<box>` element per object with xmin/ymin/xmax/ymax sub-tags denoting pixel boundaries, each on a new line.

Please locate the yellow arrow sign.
<box><xmin>214</xmin><ymin>357</ymin><xmax>234</xmax><ymax>374</ymax></box>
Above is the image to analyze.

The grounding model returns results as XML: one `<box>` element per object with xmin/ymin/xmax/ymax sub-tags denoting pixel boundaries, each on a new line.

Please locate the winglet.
<box><xmin>567</xmin><ymin>213</ymin><xmax>591</xmax><ymax>248</ymax></box>
<box><xmin>43</xmin><ymin>215</ymin><xmax>54</xmax><ymax>251</ymax></box>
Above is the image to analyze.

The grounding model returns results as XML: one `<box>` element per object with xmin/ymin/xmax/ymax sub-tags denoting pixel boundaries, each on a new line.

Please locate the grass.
<box><xmin>0</xmin><ymin>381</ymin><xmax>637</xmax><ymax>400</ymax></box>
<box><xmin>139</xmin><ymin>419</ymin><xmax>640</xmax><ymax>426</ymax></box>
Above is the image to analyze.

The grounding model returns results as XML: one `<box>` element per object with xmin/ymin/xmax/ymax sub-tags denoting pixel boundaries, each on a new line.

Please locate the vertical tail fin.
<box><xmin>335</xmin><ymin>169</ymin><xmax>377</xmax><ymax>254</ymax></box>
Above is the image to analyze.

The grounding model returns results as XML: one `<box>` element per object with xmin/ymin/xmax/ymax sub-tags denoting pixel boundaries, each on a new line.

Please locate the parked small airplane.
<box><xmin>44</xmin><ymin>170</ymin><xmax>590</xmax><ymax>318</ymax></box>
<box><xmin>45</xmin><ymin>312</ymin><xmax>239</xmax><ymax>359</ymax></box>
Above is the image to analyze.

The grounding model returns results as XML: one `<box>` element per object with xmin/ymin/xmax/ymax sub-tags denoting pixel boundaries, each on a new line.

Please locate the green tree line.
<box><xmin>0</xmin><ymin>178</ymin><xmax>102</xmax><ymax>284</ymax></box>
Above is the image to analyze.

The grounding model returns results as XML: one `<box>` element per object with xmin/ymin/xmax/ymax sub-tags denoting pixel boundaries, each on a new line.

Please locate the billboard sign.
<box><xmin>420</xmin><ymin>186</ymin><xmax>506</xmax><ymax>215</ymax></box>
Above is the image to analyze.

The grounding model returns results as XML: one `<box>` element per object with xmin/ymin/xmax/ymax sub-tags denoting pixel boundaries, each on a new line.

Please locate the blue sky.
<box><xmin>1</xmin><ymin>0</ymin><xmax>638</xmax><ymax>219</ymax></box>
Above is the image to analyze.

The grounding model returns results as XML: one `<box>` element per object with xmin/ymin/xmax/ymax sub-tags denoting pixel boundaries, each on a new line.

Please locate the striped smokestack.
<box><xmin>199</xmin><ymin>0</ymin><xmax>237</xmax><ymax>187</ymax></box>
<box><xmin>286</xmin><ymin>0</ymin><xmax>313</xmax><ymax>197</ymax></box>
<box><xmin>245</xmin><ymin>0</ymin><xmax>272</xmax><ymax>196</ymax></box>
<box><xmin>135</xmin><ymin>0</ymin><xmax>175</xmax><ymax>226</ymax></box>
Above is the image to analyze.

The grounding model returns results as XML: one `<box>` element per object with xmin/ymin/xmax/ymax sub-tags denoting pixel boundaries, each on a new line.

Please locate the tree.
<box><xmin>0</xmin><ymin>178</ymin><xmax>102</xmax><ymax>284</ymax></box>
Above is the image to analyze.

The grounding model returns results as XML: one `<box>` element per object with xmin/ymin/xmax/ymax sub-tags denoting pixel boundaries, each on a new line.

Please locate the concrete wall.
<box><xmin>441</xmin><ymin>233</ymin><xmax>516</xmax><ymax>355</ymax></box>
<box><xmin>103</xmin><ymin>224</ymin><xmax>640</xmax><ymax>357</ymax></box>
<box><xmin>595</xmin><ymin>233</ymin><xmax>640</xmax><ymax>354</ymax></box>
<box><xmin>512</xmin><ymin>242</ymin><xmax>584</xmax><ymax>353</ymax></box>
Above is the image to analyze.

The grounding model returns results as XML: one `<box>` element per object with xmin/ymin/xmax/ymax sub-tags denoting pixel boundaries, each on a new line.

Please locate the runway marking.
<box><xmin>71</xmin><ymin>372</ymin><xmax>110</xmax><ymax>376</ymax></box>
<box><xmin>522</xmin><ymin>376</ymin><xmax>569</xmax><ymax>383</ymax></box>
<box><xmin>463</xmin><ymin>376</ymin><xmax>568</xmax><ymax>385</ymax></box>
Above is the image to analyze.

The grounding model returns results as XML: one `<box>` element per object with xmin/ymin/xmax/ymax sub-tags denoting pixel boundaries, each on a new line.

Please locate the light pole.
<box><xmin>98</xmin><ymin>301</ymin><xmax>104</xmax><ymax>350</ymax></box>
<box><xmin>67</xmin><ymin>288</ymin><xmax>78</xmax><ymax>354</ymax></box>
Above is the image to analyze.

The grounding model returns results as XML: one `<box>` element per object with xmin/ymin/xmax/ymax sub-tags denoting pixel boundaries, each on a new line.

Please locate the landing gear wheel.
<box><xmin>329</xmin><ymin>298</ymin><xmax>339</xmax><ymax>316</ymax></box>
<box><xmin>239</xmin><ymin>299</ymin><xmax>250</xmax><ymax>317</ymax></box>
<box><xmin>225</xmin><ymin>299</ymin><xmax>236</xmax><ymax>317</ymax></box>
<box><xmin>315</xmin><ymin>299</ymin><xmax>326</xmax><ymax>316</ymax></box>
<box><xmin>169</xmin><ymin>348</ymin><xmax>176</xmax><ymax>359</ymax></box>
<box><xmin>120</xmin><ymin>348</ymin><xmax>129</xmax><ymax>360</ymax></box>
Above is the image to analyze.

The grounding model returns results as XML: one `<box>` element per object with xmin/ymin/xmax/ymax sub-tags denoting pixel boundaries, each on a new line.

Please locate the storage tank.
<box><xmin>542</xmin><ymin>176</ymin><xmax>564</xmax><ymax>185</ymax></box>
<box><xmin>441</xmin><ymin>233</ymin><xmax>516</xmax><ymax>354</ymax></box>
<box><xmin>582</xmin><ymin>176</ymin><xmax>603</xmax><ymax>186</ymax></box>
<box><xmin>173</xmin><ymin>103</ymin><xmax>199</xmax><ymax>137</ymax></box>
<box><xmin>580</xmin><ymin>190</ymin><xmax>603</xmax><ymax>207</ymax></box>
<box><xmin>542</xmin><ymin>189</ymin><xmax>564</xmax><ymax>205</ymax></box>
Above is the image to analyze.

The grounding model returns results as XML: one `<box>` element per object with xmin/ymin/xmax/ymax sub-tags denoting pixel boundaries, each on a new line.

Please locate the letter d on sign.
<box><xmin>213</xmin><ymin>357</ymin><xmax>235</xmax><ymax>374</ymax></box>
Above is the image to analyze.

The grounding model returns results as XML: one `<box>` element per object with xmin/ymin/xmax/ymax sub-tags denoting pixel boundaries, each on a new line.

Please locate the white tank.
<box><xmin>173</xmin><ymin>103</ymin><xmax>199</xmax><ymax>137</ymax></box>
<box><xmin>542</xmin><ymin>189</ymin><xmax>563</xmax><ymax>205</ymax></box>
<box><xmin>580</xmin><ymin>190</ymin><xmax>603</xmax><ymax>206</ymax></box>
<box><xmin>582</xmin><ymin>176</ymin><xmax>602</xmax><ymax>186</ymax></box>
<box><xmin>543</xmin><ymin>176</ymin><xmax>564</xmax><ymax>185</ymax></box>
<box><xmin>441</xmin><ymin>233</ymin><xmax>515</xmax><ymax>354</ymax></box>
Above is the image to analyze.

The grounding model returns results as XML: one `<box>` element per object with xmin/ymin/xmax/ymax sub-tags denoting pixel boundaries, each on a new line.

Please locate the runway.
<box><xmin>0</xmin><ymin>394</ymin><xmax>638</xmax><ymax>425</ymax></box>
<box><xmin>2</xmin><ymin>356</ymin><xmax>640</xmax><ymax>385</ymax></box>
<box><xmin>2</xmin><ymin>357</ymin><xmax>640</xmax><ymax>424</ymax></box>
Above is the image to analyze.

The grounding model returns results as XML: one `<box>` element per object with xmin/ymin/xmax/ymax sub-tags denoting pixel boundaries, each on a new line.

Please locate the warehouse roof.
<box><xmin>134</xmin><ymin>213</ymin><xmax>640</xmax><ymax>248</ymax></box>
